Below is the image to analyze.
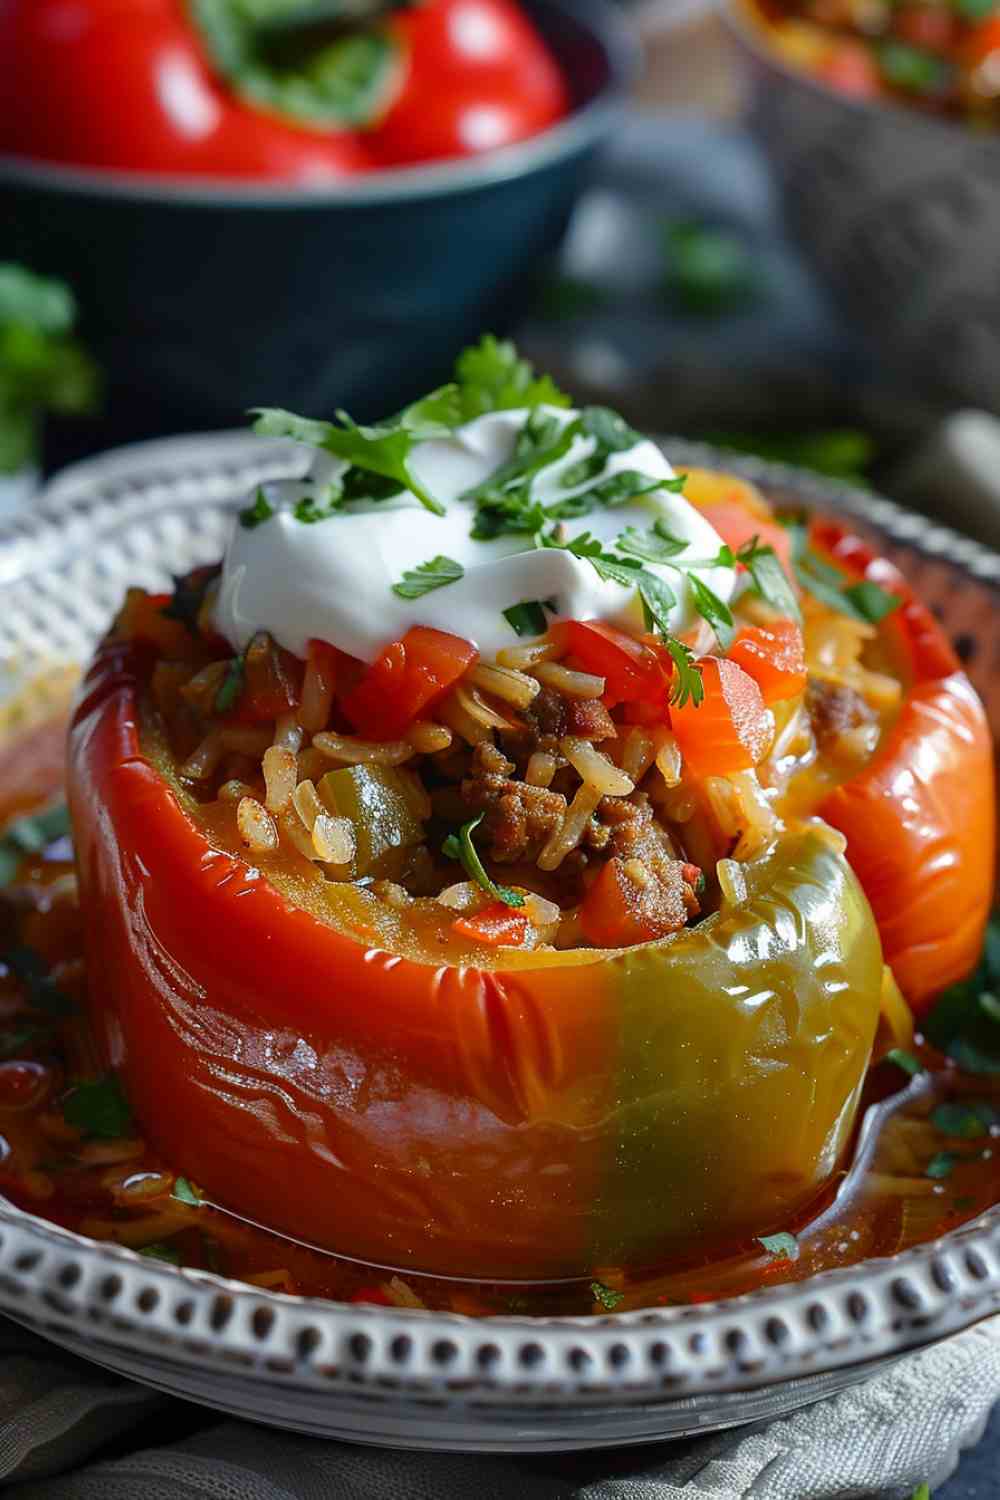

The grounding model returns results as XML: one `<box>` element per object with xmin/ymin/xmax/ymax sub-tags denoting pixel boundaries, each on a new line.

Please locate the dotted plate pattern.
<box><xmin>1</xmin><ymin>432</ymin><xmax>999</xmax><ymax>1449</ymax></box>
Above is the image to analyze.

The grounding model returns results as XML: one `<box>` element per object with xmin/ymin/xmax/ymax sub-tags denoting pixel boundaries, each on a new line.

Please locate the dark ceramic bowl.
<box><xmin>726</xmin><ymin>0</ymin><xmax>1000</xmax><ymax>417</ymax></box>
<box><xmin>0</xmin><ymin>0</ymin><xmax>636</xmax><ymax>440</ymax></box>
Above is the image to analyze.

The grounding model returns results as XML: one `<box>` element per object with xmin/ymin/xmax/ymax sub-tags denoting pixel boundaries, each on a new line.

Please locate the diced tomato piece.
<box><xmin>452</xmin><ymin>903</ymin><xmax>530</xmax><ymax>947</ymax></box>
<box><xmin>580</xmin><ymin>859</ymin><xmax>688</xmax><ymax>948</ymax></box>
<box><xmin>236</xmin><ymin>633</ymin><xmax>303</xmax><ymax>724</ymax></box>
<box><xmin>698</xmin><ymin>503</ymin><xmax>796</xmax><ymax>585</ymax></box>
<box><xmin>671</xmin><ymin>657</ymin><xmax>772</xmax><ymax>779</ymax></box>
<box><xmin>115</xmin><ymin>589</ymin><xmax>195</xmax><ymax>658</ymax></box>
<box><xmin>349</xmin><ymin>1286</ymin><xmax>394</xmax><ymax>1306</ymax></box>
<box><xmin>961</xmin><ymin>16</ymin><xmax>1000</xmax><ymax>70</ymax></box>
<box><xmin>556</xmin><ymin>620</ymin><xmax>670</xmax><ymax>709</ymax></box>
<box><xmin>342</xmin><ymin>627</ymin><xmax>478</xmax><ymax>740</ymax></box>
<box><xmin>728</xmin><ymin>621</ymin><xmax>807</xmax><ymax>706</ymax></box>
<box><xmin>819</xmin><ymin>40</ymin><xmax>884</xmax><ymax>98</ymax></box>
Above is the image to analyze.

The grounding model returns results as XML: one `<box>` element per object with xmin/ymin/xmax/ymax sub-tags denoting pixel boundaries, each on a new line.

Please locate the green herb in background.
<box><xmin>534</xmin><ymin>274</ymin><xmax>607</xmax><ymax>322</ymax></box>
<box><xmin>63</xmin><ymin>1074</ymin><xmax>132</xmax><ymax>1139</ymax></box>
<box><xmin>139</xmin><ymin>1241</ymin><xmax>183</xmax><ymax>1265</ymax></box>
<box><xmin>0</xmin><ymin>264</ymin><xmax>100</xmax><ymax>475</ymax></box>
<box><xmin>705</xmin><ymin>429</ymin><xmax>877</xmax><ymax>483</ymax></box>
<box><xmin>590</xmin><ymin>1279</ymin><xmax>625</xmax><ymax>1310</ymax></box>
<box><xmin>663</xmin><ymin>221</ymin><xmax>762</xmax><ymax>316</ymax></box>
<box><xmin>924</xmin><ymin>913</ymin><xmax>1000</xmax><ymax>1074</ymax></box>
<box><xmin>878</xmin><ymin>40</ymin><xmax>953</xmax><ymax>95</ymax></box>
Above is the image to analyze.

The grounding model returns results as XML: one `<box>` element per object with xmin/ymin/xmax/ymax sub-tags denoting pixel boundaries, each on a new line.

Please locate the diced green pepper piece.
<box><xmin>317</xmin><ymin>764</ymin><xmax>424</xmax><ymax>879</ymax></box>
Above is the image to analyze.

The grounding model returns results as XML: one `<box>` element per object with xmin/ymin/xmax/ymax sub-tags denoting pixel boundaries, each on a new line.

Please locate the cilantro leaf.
<box><xmin>452</xmin><ymin>335</ymin><xmax>569</xmax><ymax>419</ymax></box>
<box><xmin>617</xmin><ymin>520</ymin><xmax>691</xmax><ymax>564</ymax></box>
<box><xmin>736</xmin><ymin>538</ymin><xmax>802</xmax><ymax>624</ymax></box>
<box><xmin>214</xmin><ymin>651</ymin><xmax>245</xmax><ymax>715</ymax></box>
<box><xmin>757</xmin><ymin>1231</ymin><xmax>799</xmax><ymax>1260</ymax></box>
<box><xmin>688</xmin><ymin>574</ymin><xmax>734</xmax><ymax>649</ymax></box>
<box><xmin>63</xmin><ymin>1074</ymin><xmax>132</xmax><ymax>1140</ymax></box>
<box><xmin>392</xmin><ymin>555</ymin><xmax>464</xmax><ymax>600</ymax></box>
<box><xmin>549</xmin><ymin>470</ymin><xmax>668</xmax><ymax>515</ymax></box>
<box><xmin>886</xmin><ymin>1048</ymin><xmax>924</xmax><ymax>1077</ymax></box>
<box><xmin>579</xmin><ymin>406</ymin><xmax>644</xmax><ymax>453</ymax></box>
<box><xmin>842</xmin><ymin>580</ymin><xmax>903</xmax><ymax>624</ymax></box>
<box><xmin>503</xmin><ymin>600</ymin><xmax>556</xmax><ymax>638</ymax></box>
<box><xmin>931</xmin><ymin>1100</ymin><xmax>997</xmax><ymax>1139</ymax></box>
<box><xmin>239</xmin><ymin>489</ymin><xmax>274</xmax><ymax>529</ymax></box>
<box><xmin>796</xmin><ymin>549</ymin><xmax>901</xmax><ymax>624</ymax></box>
<box><xmin>635</xmin><ymin>571</ymin><xmax>678</xmax><ymax>640</ymax></box>
<box><xmin>924</xmin><ymin>913</ymin><xmax>1000</xmax><ymax>1074</ymax></box>
<box><xmin>463</xmin><ymin>409</ymin><xmax>579</xmax><ymax>511</ymax></box>
<box><xmin>172</xmin><ymin>1176</ymin><xmax>203</xmax><ymax>1206</ymax></box>
<box><xmin>663</xmin><ymin>639</ymin><xmax>704</xmax><ymax>708</ymax></box>
<box><xmin>293</xmin><ymin>486</ymin><xmax>344</xmax><ymax>524</ymax></box>
<box><xmin>442</xmin><ymin>814</ymin><xmax>525</xmax><ymax>909</ymax></box>
<box><xmin>590</xmin><ymin>1279</ymin><xmax>625</xmax><ymax>1310</ymax></box>
<box><xmin>253</xmin><ymin>407</ymin><xmax>446</xmax><ymax>517</ymax></box>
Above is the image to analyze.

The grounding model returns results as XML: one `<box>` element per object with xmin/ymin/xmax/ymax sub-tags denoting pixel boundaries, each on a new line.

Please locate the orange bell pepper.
<box><xmin>810</xmin><ymin>519</ymin><xmax>995</xmax><ymax>1014</ymax></box>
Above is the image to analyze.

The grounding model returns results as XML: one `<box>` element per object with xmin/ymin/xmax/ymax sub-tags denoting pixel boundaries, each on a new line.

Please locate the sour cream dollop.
<box><xmin>214</xmin><ymin>408</ymin><xmax>735</xmax><ymax>664</ymax></box>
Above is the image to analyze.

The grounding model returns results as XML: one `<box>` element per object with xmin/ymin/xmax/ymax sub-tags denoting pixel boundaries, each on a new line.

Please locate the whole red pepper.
<box><xmin>0</xmin><ymin>0</ymin><xmax>568</xmax><ymax>180</ymax></box>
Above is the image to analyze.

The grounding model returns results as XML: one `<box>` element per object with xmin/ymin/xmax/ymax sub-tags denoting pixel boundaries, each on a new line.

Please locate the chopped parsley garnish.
<box><xmin>841</xmin><ymin>579</ymin><xmax>904</xmax><ymax>624</ymax></box>
<box><xmin>139</xmin><ymin>1241</ymin><xmax>183</xmax><ymax>1265</ymax></box>
<box><xmin>886</xmin><ymin>1048</ymin><xmax>924</xmax><ymax>1077</ymax></box>
<box><xmin>617</xmin><ymin>519</ymin><xmax>691</xmax><ymax>564</ymax></box>
<box><xmin>931</xmin><ymin>1100</ymin><xmax>997</xmax><ymax>1139</ymax></box>
<box><xmin>214</xmin><ymin>651</ymin><xmax>245</xmax><ymax>715</ymax></box>
<box><xmin>2</xmin><ymin>944</ymin><xmax>77</xmax><ymax>1016</ymax></box>
<box><xmin>392</xmin><ymin>555</ymin><xmax>464</xmax><ymax>600</ymax></box>
<box><xmin>926</xmin><ymin>1151</ymin><xmax>959</xmax><ymax>1181</ymax></box>
<box><xmin>464</xmin><ymin>408</ymin><xmax>579</xmax><ymax>525</ymax></box>
<box><xmin>254</xmin><ymin>407</ymin><xmax>447</xmax><ymax>518</ymax></box>
<box><xmin>503</xmin><ymin>599</ymin><xmax>556</xmax><ymax>638</ymax></box>
<box><xmin>63</xmin><ymin>1074</ymin><xmax>132</xmax><ymax>1140</ymax></box>
<box><xmin>757</xmin><ymin>1231</ymin><xmax>799</xmax><ymax>1260</ymax></box>
<box><xmin>442</xmin><ymin>814</ymin><xmax>525</xmax><ymax>909</ymax></box>
<box><xmin>579</xmin><ymin>405</ymin><xmax>644</xmax><ymax>454</ymax></box>
<box><xmin>924</xmin><ymin>913</ymin><xmax>1000</xmax><ymax>1075</ymax></box>
<box><xmin>447</xmin><ymin>334</ymin><xmax>570</xmax><ymax>423</ymax></box>
<box><xmin>548</xmin><ymin>470</ymin><xmax>667</xmax><ymax>515</ymax></box>
<box><xmin>239</xmin><ymin>488</ymin><xmax>274</xmax><ymax>529</ymax></box>
<box><xmin>688</xmin><ymin>573</ymin><xmax>734</xmax><ymax>649</ymax></box>
<box><xmin>590</xmin><ymin>1279</ymin><xmax>625</xmax><ymax>1310</ymax></box>
<box><xmin>736</xmin><ymin>537</ymin><xmax>802</xmax><ymax>624</ymax></box>
<box><xmin>173</xmin><ymin>1176</ymin><xmax>203</xmax><ymax>1206</ymax></box>
<box><xmin>293</xmin><ymin>487</ymin><xmax>344</xmax><ymax>524</ymax></box>
<box><xmin>0</xmin><ymin>804</ymin><xmax>72</xmax><ymax>887</ymax></box>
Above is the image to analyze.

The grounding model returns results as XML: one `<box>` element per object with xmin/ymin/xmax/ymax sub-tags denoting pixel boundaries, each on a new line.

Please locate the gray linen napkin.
<box><xmin>2</xmin><ymin>1317</ymin><xmax>999</xmax><ymax>1498</ymax></box>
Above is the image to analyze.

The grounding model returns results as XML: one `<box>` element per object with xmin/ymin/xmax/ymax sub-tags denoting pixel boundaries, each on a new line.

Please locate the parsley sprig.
<box><xmin>442</xmin><ymin>814</ymin><xmax>525</xmax><ymax>909</ymax></box>
<box><xmin>392</xmin><ymin>555</ymin><xmax>464</xmax><ymax>600</ymax></box>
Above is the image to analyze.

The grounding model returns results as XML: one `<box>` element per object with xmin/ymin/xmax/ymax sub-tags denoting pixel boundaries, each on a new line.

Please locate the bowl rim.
<box><xmin>1</xmin><ymin>432</ymin><xmax>1000</xmax><ymax>1433</ymax></box>
<box><xmin>0</xmin><ymin>0</ymin><xmax>639</xmax><ymax>209</ymax></box>
<box><xmin>724</xmin><ymin>0</ymin><xmax>1000</xmax><ymax>149</ymax></box>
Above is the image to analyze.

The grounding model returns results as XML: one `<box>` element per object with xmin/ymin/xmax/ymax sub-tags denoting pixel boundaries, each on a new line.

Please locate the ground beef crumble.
<box><xmin>460</xmin><ymin>742</ymin><xmax>567</xmax><ymax>863</ymax></box>
<box><xmin>806</xmin><ymin>677</ymin><xmax>876</xmax><ymax>751</ymax></box>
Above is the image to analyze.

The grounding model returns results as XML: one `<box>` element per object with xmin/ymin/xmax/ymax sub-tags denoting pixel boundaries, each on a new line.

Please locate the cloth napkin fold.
<box><xmin>2</xmin><ymin>1316</ymin><xmax>999</xmax><ymax>1499</ymax></box>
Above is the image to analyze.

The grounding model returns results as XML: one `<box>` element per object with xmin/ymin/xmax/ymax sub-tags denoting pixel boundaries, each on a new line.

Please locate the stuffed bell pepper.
<box><xmin>67</xmin><ymin>340</ymin><xmax>995</xmax><ymax>1279</ymax></box>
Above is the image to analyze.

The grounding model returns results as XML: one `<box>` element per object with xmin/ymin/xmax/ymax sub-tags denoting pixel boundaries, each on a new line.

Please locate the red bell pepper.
<box><xmin>0</xmin><ymin>0</ymin><xmax>568</xmax><ymax>179</ymax></box>
<box><xmin>554</xmin><ymin>620</ymin><xmax>670</xmax><ymax>709</ymax></box>
<box><xmin>342</xmin><ymin>626</ymin><xmax>477</xmax><ymax>740</ymax></box>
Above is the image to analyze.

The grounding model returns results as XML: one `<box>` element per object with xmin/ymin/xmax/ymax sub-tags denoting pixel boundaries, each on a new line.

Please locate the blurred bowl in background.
<box><xmin>727</xmin><ymin>0</ymin><xmax>1000</xmax><ymax>417</ymax></box>
<box><xmin>0</xmin><ymin>0</ymin><xmax>636</xmax><ymax>442</ymax></box>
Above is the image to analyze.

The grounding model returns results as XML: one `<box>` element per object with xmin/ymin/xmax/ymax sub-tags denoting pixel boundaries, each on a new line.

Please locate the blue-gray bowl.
<box><xmin>0</xmin><ymin>0</ymin><xmax>637</xmax><ymax>441</ymax></box>
<box><xmin>726</xmin><ymin>0</ymin><xmax>1000</xmax><ymax>417</ymax></box>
